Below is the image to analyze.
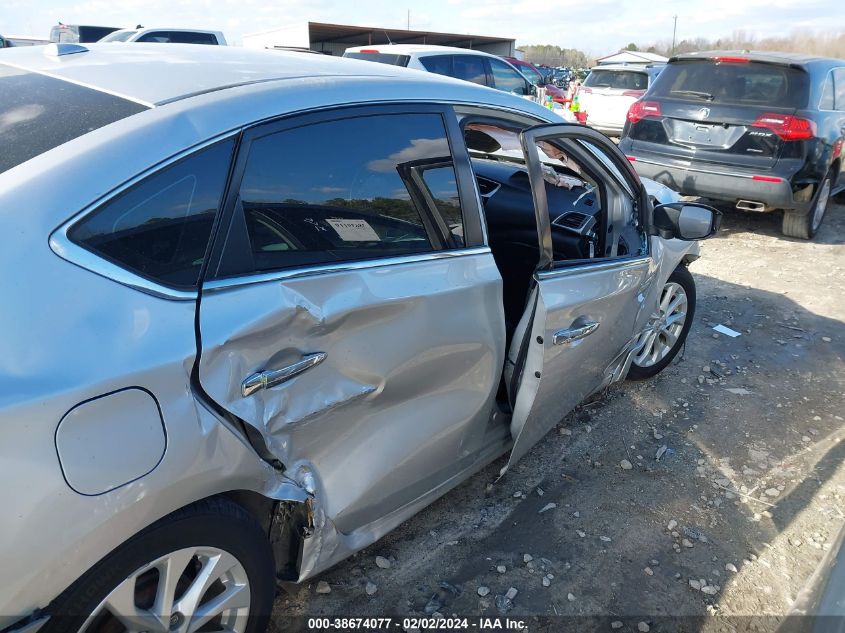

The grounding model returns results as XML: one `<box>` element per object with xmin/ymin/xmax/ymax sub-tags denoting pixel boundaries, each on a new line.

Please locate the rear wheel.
<box><xmin>628</xmin><ymin>266</ymin><xmax>696</xmax><ymax>380</ymax></box>
<box><xmin>44</xmin><ymin>498</ymin><xmax>275</xmax><ymax>633</ymax></box>
<box><xmin>782</xmin><ymin>172</ymin><xmax>832</xmax><ymax>239</ymax></box>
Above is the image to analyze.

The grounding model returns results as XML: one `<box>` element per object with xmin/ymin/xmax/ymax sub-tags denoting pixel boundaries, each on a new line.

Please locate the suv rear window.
<box><xmin>344</xmin><ymin>52</ymin><xmax>410</xmax><ymax>67</ymax></box>
<box><xmin>650</xmin><ymin>60</ymin><xmax>810</xmax><ymax>108</ymax></box>
<box><xmin>584</xmin><ymin>70</ymin><xmax>648</xmax><ymax>91</ymax></box>
<box><xmin>0</xmin><ymin>64</ymin><xmax>148</xmax><ymax>175</ymax></box>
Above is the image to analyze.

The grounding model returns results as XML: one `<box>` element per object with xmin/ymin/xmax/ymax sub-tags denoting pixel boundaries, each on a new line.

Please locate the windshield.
<box><xmin>584</xmin><ymin>69</ymin><xmax>648</xmax><ymax>91</ymax></box>
<box><xmin>0</xmin><ymin>64</ymin><xmax>148</xmax><ymax>175</ymax></box>
<box><xmin>100</xmin><ymin>30</ymin><xmax>136</xmax><ymax>42</ymax></box>
<box><xmin>649</xmin><ymin>60</ymin><xmax>810</xmax><ymax>108</ymax></box>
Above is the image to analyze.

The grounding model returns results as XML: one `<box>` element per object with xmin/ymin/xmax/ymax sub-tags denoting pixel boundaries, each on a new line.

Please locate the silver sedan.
<box><xmin>0</xmin><ymin>43</ymin><xmax>718</xmax><ymax>633</ymax></box>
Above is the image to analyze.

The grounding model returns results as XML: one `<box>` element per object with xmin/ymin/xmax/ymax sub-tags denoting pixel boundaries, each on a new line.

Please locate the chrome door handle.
<box><xmin>553</xmin><ymin>322</ymin><xmax>600</xmax><ymax>346</ymax></box>
<box><xmin>241</xmin><ymin>352</ymin><xmax>327</xmax><ymax>397</ymax></box>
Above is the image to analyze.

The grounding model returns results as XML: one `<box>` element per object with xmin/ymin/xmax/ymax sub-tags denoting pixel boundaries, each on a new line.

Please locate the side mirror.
<box><xmin>652</xmin><ymin>202</ymin><xmax>721</xmax><ymax>240</ymax></box>
<box><xmin>527</xmin><ymin>82</ymin><xmax>537</xmax><ymax>97</ymax></box>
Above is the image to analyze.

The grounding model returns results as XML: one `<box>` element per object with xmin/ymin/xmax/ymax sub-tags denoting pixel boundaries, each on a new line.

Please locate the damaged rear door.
<box><xmin>196</xmin><ymin>105</ymin><xmax>505</xmax><ymax>534</ymax></box>
<box><xmin>503</xmin><ymin>124</ymin><xmax>656</xmax><ymax>474</ymax></box>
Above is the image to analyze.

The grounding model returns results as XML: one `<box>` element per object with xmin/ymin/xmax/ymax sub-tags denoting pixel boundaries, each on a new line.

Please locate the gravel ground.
<box><xmin>271</xmin><ymin>201</ymin><xmax>845</xmax><ymax>631</ymax></box>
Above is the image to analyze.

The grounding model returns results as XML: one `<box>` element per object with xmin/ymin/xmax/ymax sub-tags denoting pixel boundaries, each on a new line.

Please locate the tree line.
<box><xmin>521</xmin><ymin>29</ymin><xmax>845</xmax><ymax>69</ymax></box>
<box><xmin>519</xmin><ymin>44</ymin><xmax>592</xmax><ymax>68</ymax></box>
<box><xmin>629</xmin><ymin>29</ymin><xmax>845</xmax><ymax>59</ymax></box>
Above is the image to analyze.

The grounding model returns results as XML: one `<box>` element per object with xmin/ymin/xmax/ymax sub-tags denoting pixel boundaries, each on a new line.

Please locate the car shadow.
<box><xmin>692</xmin><ymin>197</ymin><xmax>845</xmax><ymax>246</ymax></box>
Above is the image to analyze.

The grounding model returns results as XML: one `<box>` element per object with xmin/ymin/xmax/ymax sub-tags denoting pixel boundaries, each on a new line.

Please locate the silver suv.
<box><xmin>0</xmin><ymin>43</ymin><xmax>717</xmax><ymax>633</ymax></box>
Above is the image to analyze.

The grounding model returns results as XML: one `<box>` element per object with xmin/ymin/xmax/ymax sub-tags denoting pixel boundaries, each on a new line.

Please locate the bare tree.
<box><xmin>634</xmin><ymin>28</ymin><xmax>845</xmax><ymax>59</ymax></box>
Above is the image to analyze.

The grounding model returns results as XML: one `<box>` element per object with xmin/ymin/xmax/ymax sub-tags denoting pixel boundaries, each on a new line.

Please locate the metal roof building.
<box><xmin>595</xmin><ymin>51</ymin><xmax>669</xmax><ymax>65</ymax></box>
<box><xmin>242</xmin><ymin>21</ymin><xmax>516</xmax><ymax>57</ymax></box>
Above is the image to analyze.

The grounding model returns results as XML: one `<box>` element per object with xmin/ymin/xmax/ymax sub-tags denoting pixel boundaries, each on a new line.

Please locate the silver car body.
<box><xmin>0</xmin><ymin>43</ymin><xmax>696</xmax><ymax>625</ymax></box>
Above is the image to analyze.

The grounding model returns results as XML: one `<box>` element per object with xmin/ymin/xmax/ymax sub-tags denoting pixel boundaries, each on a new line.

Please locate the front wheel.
<box><xmin>44</xmin><ymin>498</ymin><xmax>275</xmax><ymax>633</ymax></box>
<box><xmin>627</xmin><ymin>265</ymin><xmax>696</xmax><ymax>380</ymax></box>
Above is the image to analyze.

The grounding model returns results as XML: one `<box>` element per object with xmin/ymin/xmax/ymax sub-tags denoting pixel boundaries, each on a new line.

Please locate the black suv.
<box><xmin>619</xmin><ymin>51</ymin><xmax>845</xmax><ymax>238</ymax></box>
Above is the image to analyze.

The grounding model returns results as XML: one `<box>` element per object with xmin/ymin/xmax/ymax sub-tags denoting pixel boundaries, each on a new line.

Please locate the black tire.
<box><xmin>782</xmin><ymin>171</ymin><xmax>833</xmax><ymax>239</ymax></box>
<box><xmin>627</xmin><ymin>265</ymin><xmax>696</xmax><ymax>381</ymax></box>
<box><xmin>43</xmin><ymin>497</ymin><xmax>275</xmax><ymax>633</ymax></box>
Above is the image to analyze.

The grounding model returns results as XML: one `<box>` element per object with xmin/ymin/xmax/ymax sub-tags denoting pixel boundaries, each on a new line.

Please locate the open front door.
<box><xmin>503</xmin><ymin>124</ymin><xmax>656</xmax><ymax>474</ymax></box>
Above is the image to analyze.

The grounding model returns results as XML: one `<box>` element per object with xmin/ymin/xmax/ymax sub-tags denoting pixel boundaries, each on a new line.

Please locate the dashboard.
<box><xmin>471</xmin><ymin>156</ymin><xmax>601</xmax><ymax>261</ymax></box>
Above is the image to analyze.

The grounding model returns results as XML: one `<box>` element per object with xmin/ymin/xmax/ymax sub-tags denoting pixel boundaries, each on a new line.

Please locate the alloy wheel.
<box><xmin>632</xmin><ymin>281</ymin><xmax>688</xmax><ymax>368</ymax></box>
<box><xmin>79</xmin><ymin>547</ymin><xmax>250</xmax><ymax>633</ymax></box>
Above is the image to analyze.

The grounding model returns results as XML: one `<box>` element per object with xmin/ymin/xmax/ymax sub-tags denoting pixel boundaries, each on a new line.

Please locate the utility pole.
<box><xmin>407</xmin><ymin>9</ymin><xmax>410</xmax><ymax>30</ymax></box>
<box><xmin>671</xmin><ymin>15</ymin><xmax>678</xmax><ymax>54</ymax></box>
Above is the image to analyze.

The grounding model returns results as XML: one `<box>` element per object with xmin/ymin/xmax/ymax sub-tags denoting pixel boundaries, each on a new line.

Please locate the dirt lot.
<box><xmin>272</xmin><ymin>201</ymin><xmax>845</xmax><ymax>631</ymax></box>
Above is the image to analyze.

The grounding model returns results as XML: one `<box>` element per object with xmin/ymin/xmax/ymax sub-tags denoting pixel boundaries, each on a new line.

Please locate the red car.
<box><xmin>503</xmin><ymin>57</ymin><xmax>568</xmax><ymax>104</ymax></box>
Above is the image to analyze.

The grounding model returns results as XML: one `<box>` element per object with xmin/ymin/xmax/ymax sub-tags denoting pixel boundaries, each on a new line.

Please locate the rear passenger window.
<box><xmin>452</xmin><ymin>56</ymin><xmax>488</xmax><ymax>86</ymax></box>
<box><xmin>419</xmin><ymin>55</ymin><xmax>453</xmax><ymax>77</ymax></box>
<box><xmin>489</xmin><ymin>58</ymin><xmax>527</xmax><ymax>94</ymax></box>
<box><xmin>68</xmin><ymin>139</ymin><xmax>234</xmax><ymax>288</ymax></box>
<box><xmin>225</xmin><ymin>113</ymin><xmax>464</xmax><ymax>276</ymax></box>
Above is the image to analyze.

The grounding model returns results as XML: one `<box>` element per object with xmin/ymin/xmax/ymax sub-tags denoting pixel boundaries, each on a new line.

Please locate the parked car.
<box><xmin>100</xmin><ymin>27</ymin><xmax>227</xmax><ymax>45</ymax></box>
<box><xmin>0</xmin><ymin>42</ymin><xmax>718</xmax><ymax>632</ymax></box>
<box><xmin>503</xmin><ymin>56</ymin><xmax>568</xmax><ymax>104</ymax></box>
<box><xmin>343</xmin><ymin>44</ymin><xmax>536</xmax><ymax>98</ymax></box>
<box><xmin>620</xmin><ymin>51</ymin><xmax>845</xmax><ymax>239</ymax></box>
<box><xmin>553</xmin><ymin>67</ymin><xmax>573</xmax><ymax>89</ymax></box>
<box><xmin>577</xmin><ymin>63</ymin><xmax>665</xmax><ymax>136</ymax></box>
<box><xmin>50</xmin><ymin>23</ymin><xmax>120</xmax><ymax>43</ymax></box>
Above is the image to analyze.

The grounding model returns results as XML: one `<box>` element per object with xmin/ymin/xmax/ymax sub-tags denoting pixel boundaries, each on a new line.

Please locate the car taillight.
<box><xmin>752</xmin><ymin>112</ymin><xmax>816</xmax><ymax>141</ymax></box>
<box><xmin>711</xmin><ymin>56</ymin><xmax>749</xmax><ymax>63</ymax></box>
<box><xmin>626</xmin><ymin>100</ymin><xmax>661</xmax><ymax>124</ymax></box>
<box><xmin>359</xmin><ymin>49</ymin><xmax>379</xmax><ymax>53</ymax></box>
<box><xmin>622</xmin><ymin>90</ymin><xmax>645</xmax><ymax>98</ymax></box>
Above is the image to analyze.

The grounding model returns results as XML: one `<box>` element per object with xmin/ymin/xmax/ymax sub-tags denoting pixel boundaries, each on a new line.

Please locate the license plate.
<box><xmin>689</xmin><ymin>124</ymin><xmax>714</xmax><ymax>144</ymax></box>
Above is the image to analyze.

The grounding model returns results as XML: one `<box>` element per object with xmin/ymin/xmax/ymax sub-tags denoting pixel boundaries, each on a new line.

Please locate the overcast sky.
<box><xmin>1</xmin><ymin>0</ymin><xmax>842</xmax><ymax>54</ymax></box>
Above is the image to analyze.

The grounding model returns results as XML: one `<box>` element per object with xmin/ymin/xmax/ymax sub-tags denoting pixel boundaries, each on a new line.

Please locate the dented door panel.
<box><xmin>504</xmin><ymin>257</ymin><xmax>653</xmax><ymax>473</ymax></box>
<box><xmin>198</xmin><ymin>251</ymin><xmax>505</xmax><ymax>533</ymax></box>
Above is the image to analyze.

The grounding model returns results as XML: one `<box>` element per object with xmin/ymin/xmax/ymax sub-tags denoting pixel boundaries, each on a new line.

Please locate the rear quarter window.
<box><xmin>650</xmin><ymin>61</ymin><xmax>810</xmax><ymax>108</ymax></box>
<box><xmin>68</xmin><ymin>139</ymin><xmax>235</xmax><ymax>289</ymax></box>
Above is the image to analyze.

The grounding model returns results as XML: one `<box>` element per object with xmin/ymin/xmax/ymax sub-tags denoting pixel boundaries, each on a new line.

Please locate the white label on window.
<box><xmin>325</xmin><ymin>218</ymin><xmax>380</xmax><ymax>241</ymax></box>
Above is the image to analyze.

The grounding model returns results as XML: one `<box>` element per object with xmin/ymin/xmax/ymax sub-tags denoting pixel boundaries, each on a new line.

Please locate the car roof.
<box><xmin>671</xmin><ymin>50</ymin><xmax>845</xmax><ymax>68</ymax></box>
<box><xmin>0</xmin><ymin>43</ymin><xmax>458</xmax><ymax>106</ymax></box>
<box><xmin>344</xmin><ymin>44</ymin><xmax>500</xmax><ymax>58</ymax></box>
